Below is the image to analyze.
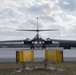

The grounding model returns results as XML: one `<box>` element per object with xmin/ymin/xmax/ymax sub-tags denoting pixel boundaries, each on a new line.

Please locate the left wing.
<box><xmin>0</xmin><ymin>39</ymin><xmax>32</xmax><ymax>48</ymax></box>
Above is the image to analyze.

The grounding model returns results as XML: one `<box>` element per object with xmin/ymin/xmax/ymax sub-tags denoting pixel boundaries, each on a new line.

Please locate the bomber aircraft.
<box><xmin>0</xmin><ymin>17</ymin><xmax>76</xmax><ymax>49</ymax></box>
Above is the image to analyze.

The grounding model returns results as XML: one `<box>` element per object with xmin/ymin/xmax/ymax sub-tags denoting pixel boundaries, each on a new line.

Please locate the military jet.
<box><xmin>17</xmin><ymin>17</ymin><xmax>58</xmax><ymax>49</ymax></box>
<box><xmin>0</xmin><ymin>17</ymin><xmax>76</xmax><ymax>49</ymax></box>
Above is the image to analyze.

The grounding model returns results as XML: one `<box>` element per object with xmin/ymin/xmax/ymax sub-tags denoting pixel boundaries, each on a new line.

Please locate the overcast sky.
<box><xmin>0</xmin><ymin>0</ymin><xmax>76</xmax><ymax>41</ymax></box>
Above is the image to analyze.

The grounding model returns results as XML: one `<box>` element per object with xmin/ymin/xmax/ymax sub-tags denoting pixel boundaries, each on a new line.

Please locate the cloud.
<box><xmin>58</xmin><ymin>0</ymin><xmax>76</xmax><ymax>11</ymax></box>
<box><xmin>0</xmin><ymin>0</ymin><xmax>76</xmax><ymax>40</ymax></box>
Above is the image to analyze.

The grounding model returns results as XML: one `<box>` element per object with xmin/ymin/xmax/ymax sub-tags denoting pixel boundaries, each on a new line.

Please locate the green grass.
<box><xmin>0</xmin><ymin>62</ymin><xmax>76</xmax><ymax>75</ymax></box>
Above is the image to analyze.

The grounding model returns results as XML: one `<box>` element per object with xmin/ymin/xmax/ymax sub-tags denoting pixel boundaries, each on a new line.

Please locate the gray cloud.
<box><xmin>18</xmin><ymin>1</ymin><xmax>51</xmax><ymax>15</ymax></box>
<box><xmin>40</xmin><ymin>15</ymin><xmax>56</xmax><ymax>23</ymax></box>
<box><xmin>58</xmin><ymin>0</ymin><xmax>76</xmax><ymax>11</ymax></box>
<box><xmin>0</xmin><ymin>0</ymin><xmax>76</xmax><ymax>40</ymax></box>
<box><xmin>0</xmin><ymin>8</ymin><xmax>14</xmax><ymax>19</ymax></box>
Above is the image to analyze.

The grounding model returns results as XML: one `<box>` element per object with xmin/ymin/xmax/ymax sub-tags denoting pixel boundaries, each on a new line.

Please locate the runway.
<box><xmin>0</xmin><ymin>48</ymin><xmax>76</xmax><ymax>62</ymax></box>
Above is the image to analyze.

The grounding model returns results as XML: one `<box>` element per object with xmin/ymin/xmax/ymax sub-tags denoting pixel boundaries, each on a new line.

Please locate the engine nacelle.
<box><xmin>44</xmin><ymin>41</ymin><xmax>52</xmax><ymax>45</ymax></box>
<box><xmin>24</xmin><ymin>41</ymin><xmax>32</xmax><ymax>45</ymax></box>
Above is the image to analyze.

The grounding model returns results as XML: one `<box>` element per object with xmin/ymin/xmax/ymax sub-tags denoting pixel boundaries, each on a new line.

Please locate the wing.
<box><xmin>50</xmin><ymin>39</ymin><xmax>76</xmax><ymax>49</ymax></box>
<box><xmin>17</xmin><ymin>29</ymin><xmax>59</xmax><ymax>32</ymax></box>
<box><xmin>0</xmin><ymin>40</ymin><xmax>24</xmax><ymax>44</ymax></box>
<box><xmin>0</xmin><ymin>39</ymin><xmax>33</xmax><ymax>48</ymax></box>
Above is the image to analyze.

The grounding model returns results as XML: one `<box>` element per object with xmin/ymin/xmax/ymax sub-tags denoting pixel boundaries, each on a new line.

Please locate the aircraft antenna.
<box><xmin>37</xmin><ymin>17</ymin><xmax>38</xmax><ymax>30</ymax></box>
<box><xmin>37</xmin><ymin>17</ymin><xmax>39</xmax><ymax>40</ymax></box>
